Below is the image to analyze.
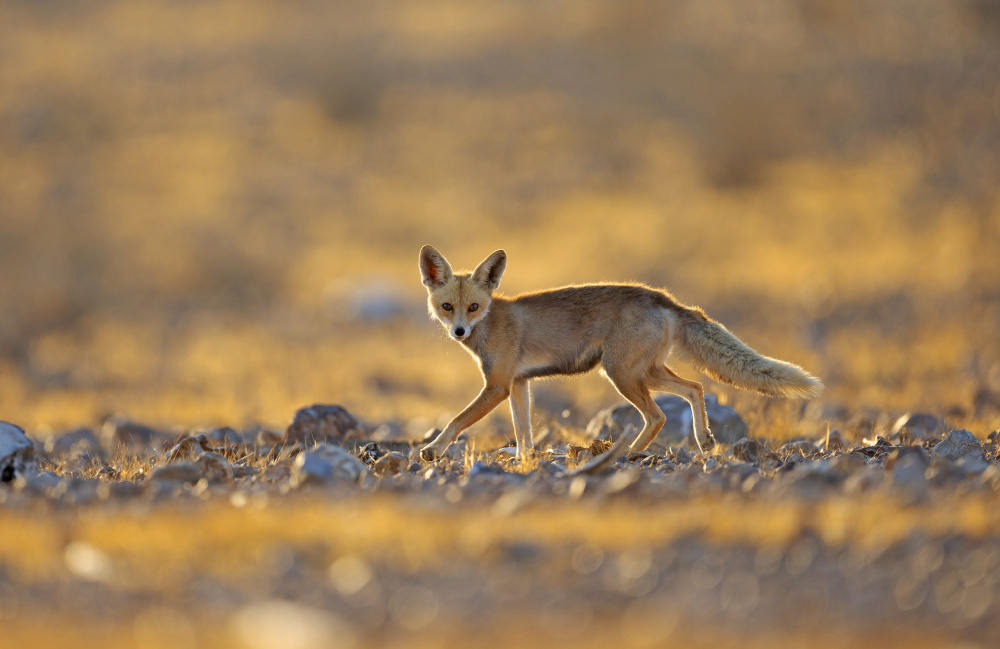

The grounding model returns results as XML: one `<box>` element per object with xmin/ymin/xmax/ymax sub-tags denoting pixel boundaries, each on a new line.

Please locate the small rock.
<box><xmin>290</xmin><ymin>444</ymin><xmax>367</xmax><ymax>488</ymax></box>
<box><xmin>149</xmin><ymin>462</ymin><xmax>203</xmax><ymax>484</ymax></box>
<box><xmin>102</xmin><ymin>418</ymin><xmax>159</xmax><ymax>449</ymax></box>
<box><xmin>373</xmin><ymin>452</ymin><xmax>407</xmax><ymax>477</ymax></box>
<box><xmin>639</xmin><ymin>455</ymin><xmax>660</xmax><ymax>468</ymax></box>
<box><xmin>468</xmin><ymin>461</ymin><xmax>506</xmax><ymax>478</ymax></box>
<box><xmin>824</xmin><ymin>429</ymin><xmax>846</xmax><ymax>451</ymax></box>
<box><xmin>933</xmin><ymin>429</ymin><xmax>984</xmax><ymax>462</ymax></box>
<box><xmin>97</xmin><ymin>466</ymin><xmax>122</xmax><ymax>481</ymax></box>
<box><xmin>45</xmin><ymin>428</ymin><xmax>101</xmax><ymax>461</ymax></box>
<box><xmin>195</xmin><ymin>452</ymin><xmax>234</xmax><ymax>483</ymax></box>
<box><xmin>890</xmin><ymin>413</ymin><xmax>945</xmax><ymax>443</ymax></box>
<box><xmin>673</xmin><ymin>448</ymin><xmax>694</xmax><ymax>465</ymax></box>
<box><xmin>857</xmin><ymin>436</ymin><xmax>893</xmax><ymax>461</ymax></box>
<box><xmin>703</xmin><ymin>458</ymin><xmax>719</xmax><ymax>472</ymax></box>
<box><xmin>285</xmin><ymin>405</ymin><xmax>361</xmax><ymax>445</ymax></box>
<box><xmin>779</xmin><ymin>440</ymin><xmax>822</xmax><ymax>458</ymax></box>
<box><xmin>256</xmin><ymin>429</ymin><xmax>284</xmax><ymax>446</ymax></box>
<box><xmin>1</xmin><ymin>421</ymin><xmax>38</xmax><ymax>482</ymax></box>
<box><xmin>358</xmin><ymin>442</ymin><xmax>386</xmax><ymax>465</ymax></box>
<box><xmin>732</xmin><ymin>438</ymin><xmax>765</xmax><ymax>464</ymax></box>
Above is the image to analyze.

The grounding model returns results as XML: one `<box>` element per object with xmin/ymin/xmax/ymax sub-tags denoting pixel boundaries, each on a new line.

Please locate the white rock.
<box><xmin>0</xmin><ymin>421</ymin><xmax>38</xmax><ymax>482</ymax></box>
<box><xmin>290</xmin><ymin>444</ymin><xmax>367</xmax><ymax>488</ymax></box>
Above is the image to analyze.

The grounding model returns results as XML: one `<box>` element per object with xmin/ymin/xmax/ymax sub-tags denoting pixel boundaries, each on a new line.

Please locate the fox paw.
<box><xmin>699</xmin><ymin>435</ymin><xmax>717</xmax><ymax>454</ymax></box>
<box><xmin>419</xmin><ymin>445</ymin><xmax>438</xmax><ymax>462</ymax></box>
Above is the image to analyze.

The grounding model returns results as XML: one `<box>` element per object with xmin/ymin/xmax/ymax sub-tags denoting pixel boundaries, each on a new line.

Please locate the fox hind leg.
<box><xmin>603</xmin><ymin>369</ymin><xmax>667</xmax><ymax>453</ymax></box>
<box><xmin>648</xmin><ymin>365</ymin><xmax>716</xmax><ymax>453</ymax></box>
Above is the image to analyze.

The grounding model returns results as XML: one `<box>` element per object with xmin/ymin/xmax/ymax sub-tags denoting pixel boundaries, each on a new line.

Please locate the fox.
<box><xmin>417</xmin><ymin>245</ymin><xmax>823</xmax><ymax>463</ymax></box>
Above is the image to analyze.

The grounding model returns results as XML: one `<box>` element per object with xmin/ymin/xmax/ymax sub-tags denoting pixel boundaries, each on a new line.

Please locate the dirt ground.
<box><xmin>2</xmin><ymin>1</ymin><xmax>1000</xmax><ymax>647</ymax></box>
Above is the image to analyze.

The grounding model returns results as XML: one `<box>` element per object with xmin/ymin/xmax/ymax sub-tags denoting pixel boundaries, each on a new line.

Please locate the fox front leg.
<box><xmin>420</xmin><ymin>383</ymin><xmax>512</xmax><ymax>461</ymax></box>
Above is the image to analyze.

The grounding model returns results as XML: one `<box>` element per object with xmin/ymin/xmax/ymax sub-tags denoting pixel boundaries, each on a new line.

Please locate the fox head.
<box><xmin>419</xmin><ymin>245</ymin><xmax>506</xmax><ymax>342</ymax></box>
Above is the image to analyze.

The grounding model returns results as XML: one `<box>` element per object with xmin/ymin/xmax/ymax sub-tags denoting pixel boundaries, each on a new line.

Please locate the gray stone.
<box><xmin>45</xmin><ymin>428</ymin><xmax>101</xmax><ymax>460</ymax></box>
<box><xmin>824</xmin><ymin>429</ymin><xmax>846</xmax><ymax>451</ymax></box>
<box><xmin>0</xmin><ymin>421</ymin><xmax>37</xmax><ymax>482</ymax></box>
<box><xmin>732</xmin><ymin>438</ymin><xmax>765</xmax><ymax>464</ymax></box>
<box><xmin>890</xmin><ymin>413</ymin><xmax>945</xmax><ymax>443</ymax></box>
<box><xmin>290</xmin><ymin>444</ymin><xmax>367</xmax><ymax>488</ymax></box>
<box><xmin>195</xmin><ymin>452</ymin><xmax>234</xmax><ymax>483</ymax></box>
<box><xmin>586</xmin><ymin>393</ymin><xmax>747</xmax><ymax>447</ymax></box>
<box><xmin>933</xmin><ymin>429</ymin><xmax>984</xmax><ymax>462</ymax></box>
<box><xmin>779</xmin><ymin>440</ymin><xmax>822</xmax><ymax>458</ymax></box>
<box><xmin>150</xmin><ymin>462</ymin><xmax>203</xmax><ymax>484</ymax></box>
<box><xmin>256</xmin><ymin>429</ymin><xmax>284</xmax><ymax>446</ymax></box>
<box><xmin>468</xmin><ymin>461</ymin><xmax>506</xmax><ymax>478</ymax></box>
<box><xmin>285</xmin><ymin>405</ymin><xmax>361</xmax><ymax>445</ymax></box>
<box><xmin>102</xmin><ymin>418</ymin><xmax>160</xmax><ymax>449</ymax></box>
<box><xmin>673</xmin><ymin>447</ymin><xmax>694</xmax><ymax>465</ymax></box>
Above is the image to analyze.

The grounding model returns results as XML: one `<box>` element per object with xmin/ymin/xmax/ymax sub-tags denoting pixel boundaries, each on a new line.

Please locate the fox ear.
<box><xmin>472</xmin><ymin>249</ymin><xmax>506</xmax><ymax>292</ymax></box>
<box><xmin>419</xmin><ymin>245</ymin><xmax>453</xmax><ymax>288</ymax></box>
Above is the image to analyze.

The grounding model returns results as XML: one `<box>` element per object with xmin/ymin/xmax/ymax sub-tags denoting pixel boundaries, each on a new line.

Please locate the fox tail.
<box><xmin>675</xmin><ymin>309</ymin><xmax>823</xmax><ymax>399</ymax></box>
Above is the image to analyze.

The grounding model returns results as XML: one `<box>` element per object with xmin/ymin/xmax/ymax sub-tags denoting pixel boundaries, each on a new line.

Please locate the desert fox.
<box><xmin>418</xmin><ymin>246</ymin><xmax>822</xmax><ymax>462</ymax></box>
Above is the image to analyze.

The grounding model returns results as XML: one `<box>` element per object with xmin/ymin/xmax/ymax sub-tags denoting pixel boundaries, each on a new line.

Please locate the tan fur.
<box><xmin>418</xmin><ymin>246</ymin><xmax>823</xmax><ymax>462</ymax></box>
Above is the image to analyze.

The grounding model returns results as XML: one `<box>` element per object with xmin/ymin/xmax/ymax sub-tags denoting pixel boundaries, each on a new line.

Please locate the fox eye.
<box><xmin>468</xmin><ymin>303</ymin><xmax>479</xmax><ymax>312</ymax></box>
<box><xmin>441</xmin><ymin>303</ymin><xmax>453</xmax><ymax>312</ymax></box>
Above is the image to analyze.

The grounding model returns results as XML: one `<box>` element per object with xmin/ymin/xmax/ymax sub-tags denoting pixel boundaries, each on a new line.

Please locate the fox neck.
<box><xmin>459</xmin><ymin>310</ymin><xmax>490</xmax><ymax>353</ymax></box>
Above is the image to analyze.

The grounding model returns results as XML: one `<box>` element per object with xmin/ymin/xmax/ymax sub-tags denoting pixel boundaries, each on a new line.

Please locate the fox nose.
<box><xmin>454</xmin><ymin>327</ymin><xmax>466</xmax><ymax>337</ymax></box>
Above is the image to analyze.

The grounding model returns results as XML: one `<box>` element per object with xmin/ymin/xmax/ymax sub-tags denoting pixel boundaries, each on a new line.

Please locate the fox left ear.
<box><xmin>472</xmin><ymin>249</ymin><xmax>506</xmax><ymax>292</ymax></box>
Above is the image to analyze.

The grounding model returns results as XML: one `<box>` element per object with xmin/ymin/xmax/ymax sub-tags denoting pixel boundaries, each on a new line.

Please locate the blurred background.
<box><xmin>1</xmin><ymin>0</ymin><xmax>999</xmax><ymax>435</ymax></box>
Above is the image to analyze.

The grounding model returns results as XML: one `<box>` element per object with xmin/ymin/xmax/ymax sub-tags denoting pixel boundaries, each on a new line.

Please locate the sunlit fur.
<box><xmin>418</xmin><ymin>245</ymin><xmax>823</xmax><ymax>462</ymax></box>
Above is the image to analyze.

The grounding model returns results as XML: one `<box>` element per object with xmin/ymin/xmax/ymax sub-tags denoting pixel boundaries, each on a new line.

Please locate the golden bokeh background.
<box><xmin>2</xmin><ymin>0</ymin><xmax>999</xmax><ymax>436</ymax></box>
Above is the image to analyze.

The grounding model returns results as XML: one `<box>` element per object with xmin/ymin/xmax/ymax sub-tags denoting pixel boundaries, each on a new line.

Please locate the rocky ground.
<box><xmin>2</xmin><ymin>401</ymin><xmax>1000</xmax><ymax>649</ymax></box>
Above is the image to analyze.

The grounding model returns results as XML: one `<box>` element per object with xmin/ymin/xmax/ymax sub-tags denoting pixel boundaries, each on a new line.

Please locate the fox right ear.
<box><xmin>419</xmin><ymin>245</ymin><xmax>453</xmax><ymax>288</ymax></box>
